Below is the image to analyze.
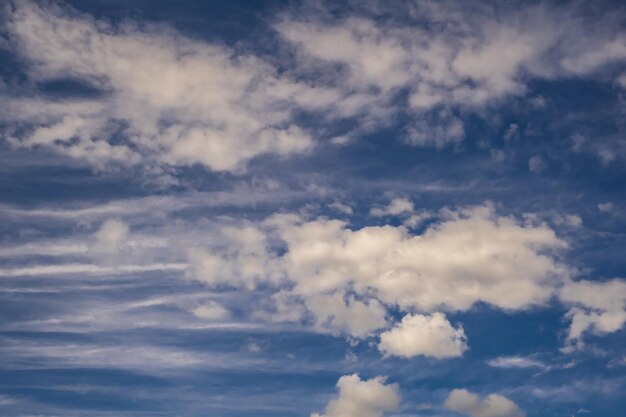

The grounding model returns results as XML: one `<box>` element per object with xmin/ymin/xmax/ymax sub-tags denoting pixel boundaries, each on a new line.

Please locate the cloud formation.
<box><xmin>445</xmin><ymin>389</ymin><xmax>525</xmax><ymax>417</ymax></box>
<box><xmin>4</xmin><ymin>0</ymin><xmax>626</xmax><ymax>177</ymax></box>
<box><xmin>277</xmin><ymin>1</ymin><xmax>626</xmax><ymax>146</ymax></box>
<box><xmin>378</xmin><ymin>313</ymin><xmax>467</xmax><ymax>359</ymax></box>
<box><xmin>187</xmin><ymin>203</ymin><xmax>569</xmax><ymax>353</ymax></box>
<box><xmin>560</xmin><ymin>278</ymin><xmax>626</xmax><ymax>351</ymax></box>
<box><xmin>3</xmin><ymin>0</ymin><xmax>315</xmax><ymax>174</ymax></box>
<box><xmin>311</xmin><ymin>374</ymin><xmax>400</xmax><ymax>417</ymax></box>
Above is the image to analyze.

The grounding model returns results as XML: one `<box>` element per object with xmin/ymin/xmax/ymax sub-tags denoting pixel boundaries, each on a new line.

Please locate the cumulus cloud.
<box><xmin>378</xmin><ymin>313</ymin><xmax>467</xmax><ymax>359</ymax></box>
<box><xmin>184</xmin><ymin>203</ymin><xmax>568</xmax><ymax>345</ymax></box>
<box><xmin>559</xmin><ymin>279</ymin><xmax>626</xmax><ymax>351</ymax></box>
<box><xmin>445</xmin><ymin>389</ymin><xmax>525</xmax><ymax>417</ymax></box>
<box><xmin>3</xmin><ymin>0</ymin><xmax>315</xmax><ymax>174</ymax></box>
<box><xmin>311</xmin><ymin>374</ymin><xmax>400</xmax><ymax>417</ymax></box>
<box><xmin>278</xmin><ymin>204</ymin><xmax>568</xmax><ymax>313</ymax></box>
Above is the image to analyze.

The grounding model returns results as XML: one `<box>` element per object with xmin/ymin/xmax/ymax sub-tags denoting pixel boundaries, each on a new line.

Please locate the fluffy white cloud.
<box><xmin>276</xmin><ymin>2</ymin><xmax>626</xmax><ymax>147</ymax></box>
<box><xmin>185</xmin><ymin>203</ymin><xmax>568</xmax><ymax>343</ymax></box>
<box><xmin>3</xmin><ymin>0</ymin><xmax>315</xmax><ymax>174</ymax></box>
<box><xmin>378</xmin><ymin>313</ymin><xmax>467</xmax><ymax>359</ymax></box>
<box><xmin>279</xmin><ymin>204</ymin><xmax>568</xmax><ymax>312</ymax></box>
<box><xmin>559</xmin><ymin>279</ymin><xmax>626</xmax><ymax>350</ymax></box>
<box><xmin>311</xmin><ymin>374</ymin><xmax>400</xmax><ymax>417</ymax></box>
<box><xmin>445</xmin><ymin>389</ymin><xmax>525</xmax><ymax>417</ymax></box>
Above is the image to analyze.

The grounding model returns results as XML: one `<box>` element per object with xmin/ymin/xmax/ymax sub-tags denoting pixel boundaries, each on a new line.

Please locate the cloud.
<box><xmin>0</xmin><ymin>262</ymin><xmax>186</xmax><ymax>278</ymax></box>
<box><xmin>90</xmin><ymin>219</ymin><xmax>129</xmax><ymax>255</ymax></box>
<box><xmin>445</xmin><ymin>389</ymin><xmax>525</xmax><ymax>417</ymax></box>
<box><xmin>278</xmin><ymin>204</ymin><xmax>568</xmax><ymax>313</ymax></box>
<box><xmin>3</xmin><ymin>0</ymin><xmax>625</xmax><ymax>179</ymax></box>
<box><xmin>370</xmin><ymin>197</ymin><xmax>414</xmax><ymax>217</ymax></box>
<box><xmin>486</xmin><ymin>356</ymin><xmax>546</xmax><ymax>369</ymax></box>
<box><xmin>528</xmin><ymin>156</ymin><xmax>546</xmax><ymax>174</ymax></box>
<box><xmin>186</xmin><ymin>203</ymin><xmax>569</xmax><ymax>341</ymax></box>
<box><xmin>191</xmin><ymin>301</ymin><xmax>230</xmax><ymax>321</ymax></box>
<box><xmin>311</xmin><ymin>374</ymin><xmax>400</xmax><ymax>417</ymax></box>
<box><xmin>559</xmin><ymin>278</ymin><xmax>626</xmax><ymax>351</ymax></box>
<box><xmin>276</xmin><ymin>1</ymin><xmax>626</xmax><ymax>148</ymax></box>
<box><xmin>3</xmin><ymin>0</ymin><xmax>315</xmax><ymax>174</ymax></box>
<box><xmin>328</xmin><ymin>201</ymin><xmax>354</xmax><ymax>215</ymax></box>
<box><xmin>378</xmin><ymin>313</ymin><xmax>467</xmax><ymax>359</ymax></box>
<box><xmin>305</xmin><ymin>291</ymin><xmax>388</xmax><ymax>338</ymax></box>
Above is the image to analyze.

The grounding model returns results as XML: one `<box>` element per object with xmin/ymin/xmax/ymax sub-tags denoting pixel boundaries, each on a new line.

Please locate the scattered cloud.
<box><xmin>445</xmin><ymin>389</ymin><xmax>525</xmax><ymax>417</ymax></box>
<box><xmin>311</xmin><ymin>374</ymin><xmax>400</xmax><ymax>417</ymax></box>
<box><xmin>370</xmin><ymin>197</ymin><xmax>414</xmax><ymax>217</ymax></box>
<box><xmin>560</xmin><ymin>278</ymin><xmax>626</xmax><ymax>351</ymax></box>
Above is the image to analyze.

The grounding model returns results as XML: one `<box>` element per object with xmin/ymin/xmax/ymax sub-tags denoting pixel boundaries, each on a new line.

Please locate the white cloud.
<box><xmin>91</xmin><ymin>219</ymin><xmax>129</xmax><ymax>255</ymax></box>
<box><xmin>186</xmin><ymin>225</ymin><xmax>284</xmax><ymax>290</ymax></box>
<box><xmin>305</xmin><ymin>292</ymin><xmax>387</xmax><ymax>338</ymax></box>
<box><xmin>3</xmin><ymin>0</ymin><xmax>626</xmax><ymax>174</ymax></box>
<box><xmin>311</xmin><ymin>374</ymin><xmax>400</xmax><ymax>417</ymax></box>
<box><xmin>328</xmin><ymin>201</ymin><xmax>354</xmax><ymax>215</ymax></box>
<box><xmin>370</xmin><ymin>197</ymin><xmax>414</xmax><ymax>217</ymax></box>
<box><xmin>445</xmin><ymin>389</ymin><xmax>525</xmax><ymax>417</ymax></box>
<box><xmin>559</xmin><ymin>279</ymin><xmax>626</xmax><ymax>350</ymax></box>
<box><xmin>0</xmin><ymin>262</ymin><xmax>186</xmax><ymax>278</ymax></box>
<box><xmin>378</xmin><ymin>313</ymin><xmax>467</xmax><ymax>359</ymax></box>
<box><xmin>598</xmin><ymin>202</ymin><xmax>615</xmax><ymax>213</ymax></box>
<box><xmin>276</xmin><ymin>2</ymin><xmax>626</xmax><ymax>148</ymax></box>
<box><xmin>486</xmin><ymin>356</ymin><xmax>546</xmax><ymax>369</ymax></box>
<box><xmin>279</xmin><ymin>204</ymin><xmax>568</xmax><ymax>313</ymax></box>
<box><xmin>184</xmin><ymin>203</ymin><xmax>568</xmax><ymax>340</ymax></box>
<box><xmin>3</xmin><ymin>0</ymin><xmax>315</xmax><ymax>174</ymax></box>
<box><xmin>191</xmin><ymin>301</ymin><xmax>230</xmax><ymax>321</ymax></box>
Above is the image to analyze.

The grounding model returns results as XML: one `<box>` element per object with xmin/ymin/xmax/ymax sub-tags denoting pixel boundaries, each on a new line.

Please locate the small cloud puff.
<box><xmin>378</xmin><ymin>313</ymin><xmax>467</xmax><ymax>359</ymax></box>
<box><xmin>311</xmin><ymin>374</ymin><xmax>400</xmax><ymax>417</ymax></box>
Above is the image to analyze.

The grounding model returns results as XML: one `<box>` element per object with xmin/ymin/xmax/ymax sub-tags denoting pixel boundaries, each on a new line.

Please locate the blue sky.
<box><xmin>0</xmin><ymin>1</ymin><xmax>625</xmax><ymax>416</ymax></box>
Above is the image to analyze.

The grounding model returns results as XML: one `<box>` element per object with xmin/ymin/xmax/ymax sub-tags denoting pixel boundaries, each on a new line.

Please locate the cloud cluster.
<box><xmin>313</xmin><ymin>375</ymin><xmax>525</xmax><ymax>417</ymax></box>
<box><xmin>187</xmin><ymin>203</ymin><xmax>569</xmax><ymax>356</ymax></box>
<box><xmin>3</xmin><ymin>1</ymin><xmax>626</xmax><ymax>176</ymax></box>
<box><xmin>277</xmin><ymin>1</ymin><xmax>626</xmax><ymax>146</ymax></box>
<box><xmin>11</xmin><ymin>196</ymin><xmax>626</xmax><ymax>358</ymax></box>
<box><xmin>3</xmin><ymin>0</ymin><xmax>316</xmax><ymax>174</ymax></box>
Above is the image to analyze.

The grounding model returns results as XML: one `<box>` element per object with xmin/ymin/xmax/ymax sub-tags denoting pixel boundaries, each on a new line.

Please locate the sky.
<box><xmin>0</xmin><ymin>0</ymin><xmax>625</xmax><ymax>416</ymax></box>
